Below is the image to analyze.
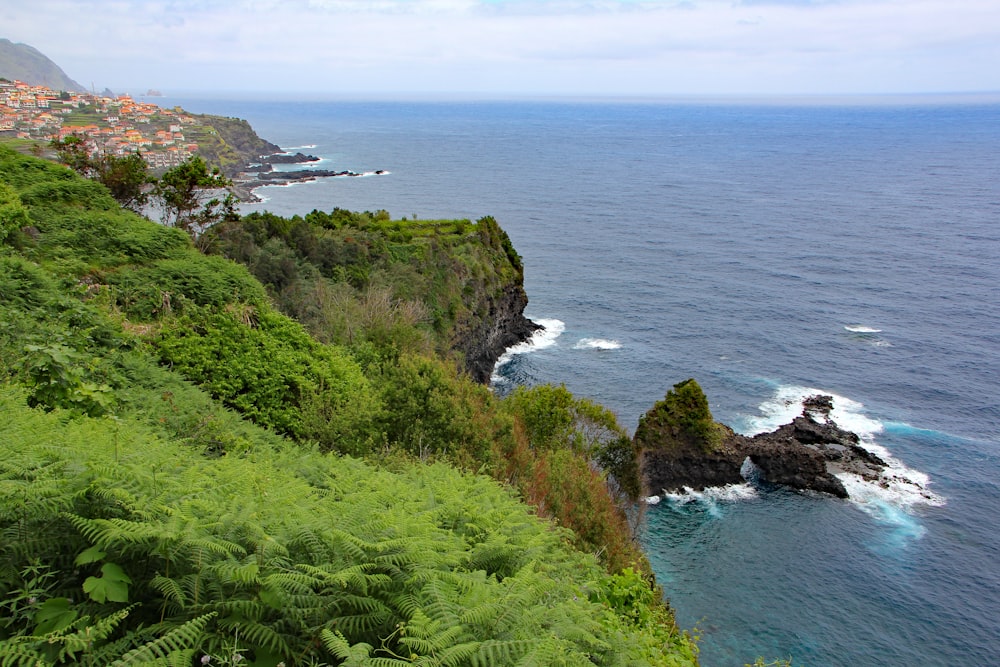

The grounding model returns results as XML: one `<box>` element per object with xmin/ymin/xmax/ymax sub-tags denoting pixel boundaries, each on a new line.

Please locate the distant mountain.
<box><xmin>0</xmin><ymin>38</ymin><xmax>85</xmax><ymax>91</ymax></box>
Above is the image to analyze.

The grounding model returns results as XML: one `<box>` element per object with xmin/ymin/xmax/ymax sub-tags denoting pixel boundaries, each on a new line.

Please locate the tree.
<box><xmin>50</xmin><ymin>134</ymin><xmax>96</xmax><ymax>177</ymax></box>
<box><xmin>154</xmin><ymin>156</ymin><xmax>236</xmax><ymax>237</ymax></box>
<box><xmin>50</xmin><ymin>135</ymin><xmax>151</xmax><ymax>212</ymax></box>
<box><xmin>94</xmin><ymin>152</ymin><xmax>150</xmax><ymax>213</ymax></box>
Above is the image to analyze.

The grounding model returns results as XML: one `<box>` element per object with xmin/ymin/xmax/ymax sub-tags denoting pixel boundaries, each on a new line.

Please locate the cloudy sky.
<box><xmin>5</xmin><ymin>0</ymin><xmax>999</xmax><ymax>98</ymax></box>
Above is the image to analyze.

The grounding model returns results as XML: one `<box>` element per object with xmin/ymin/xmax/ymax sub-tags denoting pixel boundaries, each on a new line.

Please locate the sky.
<box><xmin>4</xmin><ymin>0</ymin><xmax>1000</xmax><ymax>98</ymax></box>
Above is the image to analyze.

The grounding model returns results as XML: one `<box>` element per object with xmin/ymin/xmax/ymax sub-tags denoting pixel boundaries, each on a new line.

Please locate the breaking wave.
<box><xmin>490</xmin><ymin>318</ymin><xmax>565</xmax><ymax>385</ymax></box>
<box><xmin>573</xmin><ymin>338</ymin><xmax>621</xmax><ymax>350</ymax></box>
<box><xmin>743</xmin><ymin>385</ymin><xmax>944</xmax><ymax>523</ymax></box>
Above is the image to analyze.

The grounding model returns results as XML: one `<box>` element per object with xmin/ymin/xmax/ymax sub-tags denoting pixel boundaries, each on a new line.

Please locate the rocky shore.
<box><xmin>638</xmin><ymin>385</ymin><xmax>888</xmax><ymax>499</ymax></box>
<box><xmin>232</xmin><ymin>151</ymin><xmax>388</xmax><ymax>201</ymax></box>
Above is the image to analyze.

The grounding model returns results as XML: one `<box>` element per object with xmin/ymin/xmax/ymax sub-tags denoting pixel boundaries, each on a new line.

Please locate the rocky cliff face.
<box><xmin>190</xmin><ymin>114</ymin><xmax>283</xmax><ymax>177</ymax></box>
<box><xmin>639</xmin><ymin>392</ymin><xmax>887</xmax><ymax>499</ymax></box>
<box><xmin>453</xmin><ymin>282</ymin><xmax>539</xmax><ymax>384</ymax></box>
<box><xmin>447</xmin><ymin>215</ymin><xmax>539</xmax><ymax>384</ymax></box>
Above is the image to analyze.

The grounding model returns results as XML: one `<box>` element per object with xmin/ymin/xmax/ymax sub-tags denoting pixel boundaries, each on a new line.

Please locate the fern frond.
<box><xmin>366</xmin><ymin>659</ymin><xmax>413</xmax><ymax>667</ymax></box>
<box><xmin>150</xmin><ymin>574</ymin><xmax>188</xmax><ymax>608</ymax></box>
<box><xmin>210</xmin><ymin>558</ymin><xmax>261</xmax><ymax>588</ymax></box>
<box><xmin>110</xmin><ymin>612</ymin><xmax>216</xmax><ymax>665</ymax></box>
<box><xmin>43</xmin><ymin>604</ymin><xmax>137</xmax><ymax>663</ymax></box>
<box><xmin>287</xmin><ymin>525</ymin><xmax>332</xmax><ymax>563</ymax></box>
<box><xmin>261</xmin><ymin>570</ymin><xmax>319</xmax><ymax>596</ymax></box>
<box><xmin>471</xmin><ymin>639</ymin><xmax>539</xmax><ymax>667</ymax></box>
<box><xmin>320</xmin><ymin>629</ymin><xmax>360</xmax><ymax>659</ymax></box>
<box><xmin>0</xmin><ymin>639</ymin><xmax>46</xmax><ymax>667</ymax></box>
<box><xmin>213</xmin><ymin>619</ymin><xmax>291</xmax><ymax>657</ymax></box>
<box><xmin>329</xmin><ymin>609</ymin><xmax>393</xmax><ymax>637</ymax></box>
<box><xmin>433</xmin><ymin>640</ymin><xmax>483</xmax><ymax>667</ymax></box>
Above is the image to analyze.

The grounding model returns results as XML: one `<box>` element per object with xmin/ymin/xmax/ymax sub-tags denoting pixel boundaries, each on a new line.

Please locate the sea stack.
<box><xmin>636</xmin><ymin>380</ymin><xmax>887</xmax><ymax>499</ymax></box>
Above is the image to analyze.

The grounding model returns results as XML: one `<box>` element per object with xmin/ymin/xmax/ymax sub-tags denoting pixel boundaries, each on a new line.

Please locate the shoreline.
<box><xmin>232</xmin><ymin>150</ymin><xmax>387</xmax><ymax>202</ymax></box>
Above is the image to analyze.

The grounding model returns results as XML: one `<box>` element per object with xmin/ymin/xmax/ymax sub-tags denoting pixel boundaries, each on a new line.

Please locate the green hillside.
<box><xmin>0</xmin><ymin>38</ymin><xmax>85</xmax><ymax>92</ymax></box>
<box><xmin>0</xmin><ymin>146</ymin><xmax>698</xmax><ymax>666</ymax></box>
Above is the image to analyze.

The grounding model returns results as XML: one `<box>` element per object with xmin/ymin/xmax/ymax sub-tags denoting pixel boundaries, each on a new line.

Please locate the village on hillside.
<box><xmin>0</xmin><ymin>79</ymin><xmax>199</xmax><ymax>169</ymax></box>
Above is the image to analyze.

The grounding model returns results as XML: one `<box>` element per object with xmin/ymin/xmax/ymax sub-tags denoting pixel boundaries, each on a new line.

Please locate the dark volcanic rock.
<box><xmin>642</xmin><ymin>441</ymin><xmax>746</xmax><ymax>493</ymax></box>
<box><xmin>742</xmin><ymin>430</ymin><xmax>848</xmax><ymax>497</ymax></box>
<box><xmin>260</xmin><ymin>152</ymin><xmax>321</xmax><ymax>164</ymax></box>
<box><xmin>256</xmin><ymin>169</ymin><xmax>363</xmax><ymax>181</ymax></box>
<box><xmin>640</xmin><ymin>394</ymin><xmax>887</xmax><ymax>499</ymax></box>
<box><xmin>457</xmin><ymin>284</ymin><xmax>539</xmax><ymax>384</ymax></box>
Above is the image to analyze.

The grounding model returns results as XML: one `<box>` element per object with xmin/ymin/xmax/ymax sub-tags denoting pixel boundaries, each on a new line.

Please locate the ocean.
<box><xmin>166</xmin><ymin>94</ymin><xmax>1000</xmax><ymax>666</ymax></box>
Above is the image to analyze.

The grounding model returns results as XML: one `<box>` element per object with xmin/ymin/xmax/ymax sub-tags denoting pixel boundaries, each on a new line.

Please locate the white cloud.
<box><xmin>4</xmin><ymin>0</ymin><xmax>999</xmax><ymax>95</ymax></box>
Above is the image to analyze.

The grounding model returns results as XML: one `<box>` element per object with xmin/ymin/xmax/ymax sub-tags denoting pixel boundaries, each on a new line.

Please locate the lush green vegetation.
<box><xmin>0</xmin><ymin>389</ymin><xmax>697</xmax><ymax>666</ymax></box>
<box><xmin>0</xmin><ymin>145</ymin><xmax>698</xmax><ymax>665</ymax></box>
<box><xmin>633</xmin><ymin>379</ymin><xmax>725</xmax><ymax>453</ymax></box>
<box><xmin>200</xmin><ymin>209</ymin><xmax>524</xmax><ymax>366</ymax></box>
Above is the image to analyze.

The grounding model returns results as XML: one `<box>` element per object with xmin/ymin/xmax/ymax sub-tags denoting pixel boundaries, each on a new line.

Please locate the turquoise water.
<box><xmin>169</xmin><ymin>96</ymin><xmax>1000</xmax><ymax>665</ymax></box>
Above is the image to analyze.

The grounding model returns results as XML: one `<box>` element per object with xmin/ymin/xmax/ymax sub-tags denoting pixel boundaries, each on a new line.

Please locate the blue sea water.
<box><xmin>167</xmin><ymin>95</ymin><xmax>1000</xmax><ymax>666</ymax></box>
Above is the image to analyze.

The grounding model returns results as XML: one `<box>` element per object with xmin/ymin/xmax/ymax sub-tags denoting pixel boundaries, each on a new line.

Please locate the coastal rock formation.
<box><xmin>638</xmin><ymin>382</ymin><xmax>886</xmax><ymax>499</ymax></box>
<box><xmin>455</xmin><ymin>283</ymin><xmax>539</xmax><ymax>384</ymax></box>
<box><xmin>256</xmin><ymin>151</ymin><xmax>321</xmax><ymax>165</ymax></box>
<box><xmin>233</xmin><ymin>151</ymin><xmax>388</xmax><ymax>200</ymax></box>
<box><xmin>451</xmin><ymin>216</ymin><xmax>540</xmax><ymax>383</ymax></box>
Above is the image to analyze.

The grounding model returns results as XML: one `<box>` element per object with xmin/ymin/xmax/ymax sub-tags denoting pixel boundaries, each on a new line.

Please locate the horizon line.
<box><xmin>129</xmin><ymin>88</ymin><xmax>1000</xmax><ymax>106</ymax></box>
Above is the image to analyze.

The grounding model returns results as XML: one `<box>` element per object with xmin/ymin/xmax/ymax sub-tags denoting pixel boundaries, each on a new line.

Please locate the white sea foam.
<box><xmin>511</xmin><ymin>318</ymin><xmax>565</xmax><ymax>355</ymax></box>
<box><xmin>660</xmin><ymin>483</ymin><xmax>759</xmax><ymax>517</ymax></box>
<box><xmin>837</xmin><ymin>469</ymin><xmax>944</xmax><ymax>510</ymax></box>
<box><xmin>743</xmin><ymin>385</ymin><xmax>944</xmax><ymax>524</ymax></box>
<box><xmin>248</xmin><ymin>179</ymin><xmax>318</xmax><ymax>201</ymax></box>
<box><xmin>281</xmin><ymin>144</ymin><xmax>317</xmax><ymax>150</ymax></box>
<box><xmin>845</xmin><ymin>325</ymin><xmax>882</xmax><ymax>333</ymax></box>
<box><xmin>573</xmin><ymin>338</ymin><xmax>621</xmax><ymax>350</ymax></box>
<box><xmin>741</xmin><ymin>385</ymin><xmax>884</xmax><ymax>438</ymax></box>
<box><xmin>662</xmin><ymin>484</ymin><xmax>759</xmax><ymax>504</ymax></box>
<box><xmin>490</xmin><ymin>318</ymin><xmax>565</xmax><ymax>382</ymax></box>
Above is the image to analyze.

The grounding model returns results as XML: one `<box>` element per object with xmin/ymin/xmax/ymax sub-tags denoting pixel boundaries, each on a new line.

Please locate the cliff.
<box><xmin>185</xmin><ymin>113</ymin><xmax>282</xmax><ymax>177</ymax></box>
<box><xmin>453</xmin><ymin>281</ymin><xmax>539</xmax><ymax>383</ymax></box>
<box><xmin>449</xmin><ymin>215</ymin><xmax>539</xmax><ymax>382</ymax></box>
<box><xmin>202</xmin><ymin>210</ymin><xmax>537</xmax><ymax>383</ymax></box>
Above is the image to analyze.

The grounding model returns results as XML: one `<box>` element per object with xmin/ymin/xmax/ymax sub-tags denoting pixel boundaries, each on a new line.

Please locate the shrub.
<box><xmin>24</xmin><ymin>343</ymin><xmax>113</xmax><ymax>417</ymax></box>
<box><xmin>375</xmin><ymin>353</ymin><xmax>497</xmax><ymax>463</ymax></box>
<box><xmin>107</xmin><ymin>255</ymin><xmax>266</xmax><ymax>320</ymax></box>
<box><xmin>634</xmin><ymin>378</ymin><xmax>724</xmax><ymax>453</ymax></box>
<box><xmin>155</xmin><ymin>306</ymin><xmax>375</xmax><ymax>442</ymax></box>
<box><xmin>0</xmin><ymin>182</ymin><xmax>29</xmax><ymax>243</ymax></box>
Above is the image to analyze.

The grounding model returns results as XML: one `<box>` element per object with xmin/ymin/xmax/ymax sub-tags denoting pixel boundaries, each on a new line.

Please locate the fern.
<box><xmin>110</xmin><ymin>612</ymin><xmax>216</xmax><ymax>665</ymax></box>
<box><xmin>0</xmin><ymin>386</ymin><xmax>698</xmax><ymax>667</ymax></box>
<box><xmin>470</xmin><ymin>639</ymin><xmax>539</xmax><ymax>667</ymax></box>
